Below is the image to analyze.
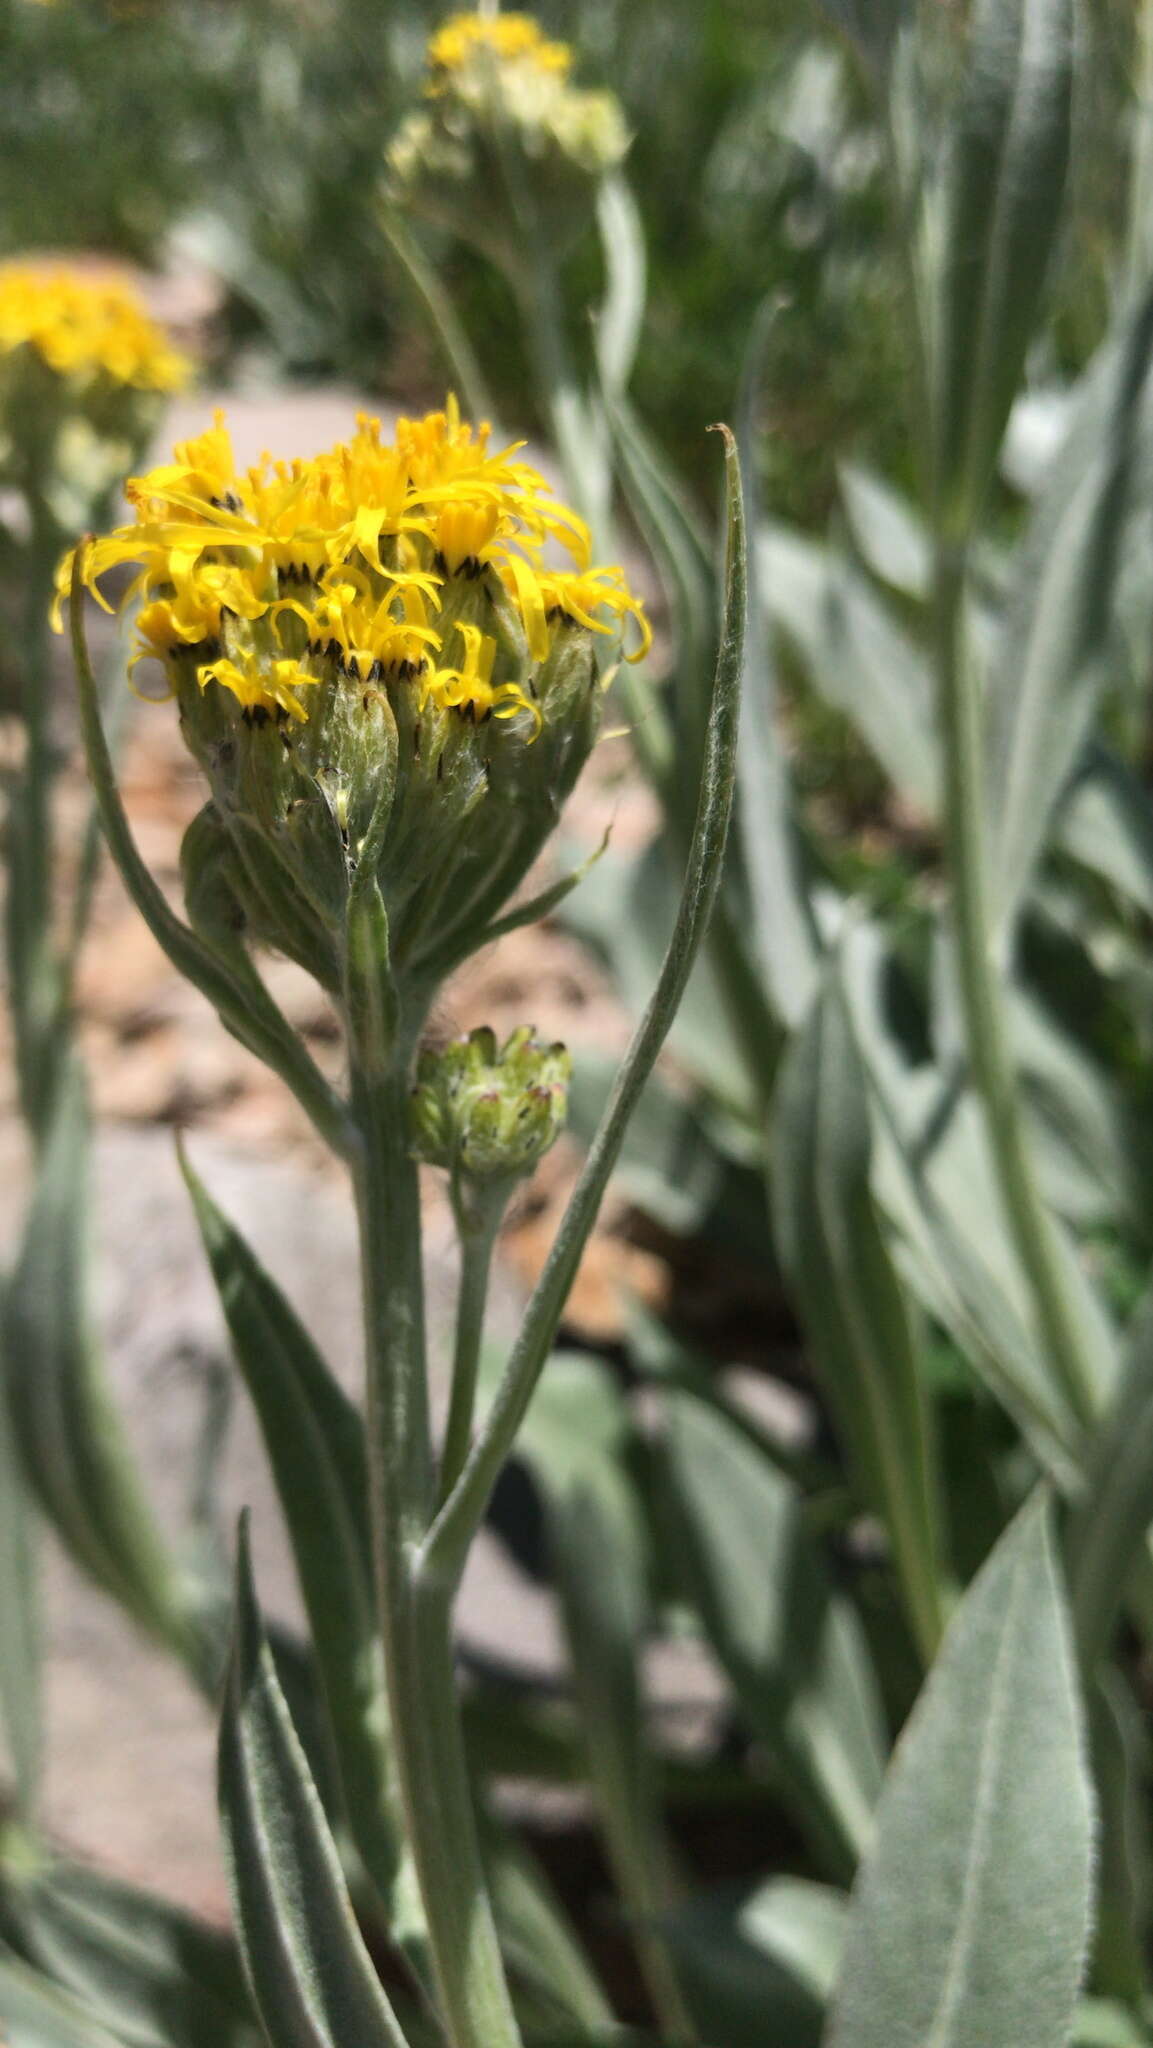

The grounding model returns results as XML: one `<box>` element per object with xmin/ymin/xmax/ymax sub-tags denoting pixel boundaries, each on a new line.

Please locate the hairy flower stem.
<box><xmin>351</xmin><ymin>1048</ymin><xmax>523</xmax><ymax>2048</ymax></box>
<box><xmin>935</xmin><ymin>543</ymin><xmax>1099</xmax><ymax>1433</ymax></box>
<box><xmin>440</xmin><ymin>1199</ymin><xmax>501</xmax><ymax>1507</ymax></box>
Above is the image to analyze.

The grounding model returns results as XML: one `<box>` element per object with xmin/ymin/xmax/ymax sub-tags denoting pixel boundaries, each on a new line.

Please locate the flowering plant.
<box><xmin>52</xmin><ymin>398</ymin><xmax>744</xmax><ymax>2048</ymax></box>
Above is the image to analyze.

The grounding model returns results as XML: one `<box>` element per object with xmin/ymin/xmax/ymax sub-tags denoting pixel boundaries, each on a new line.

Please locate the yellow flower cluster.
<box><xmin>427</xmin><ymin>12</ymin><xmax>573</xmax><ymax>83</ymax></box>
<box><xmin>61</xmin><ymin>401</ymin><xmax>649</xmax><ymax>728</ymax></box>
<box><xmin>389</xmin><ymin>9</ymin><xmax>628</xmax><ymax>209</ymax></box>
<box><xmin>0</xmin><ymin>263</ymin><xmax>188</xmax><ymax>394</ymax></box>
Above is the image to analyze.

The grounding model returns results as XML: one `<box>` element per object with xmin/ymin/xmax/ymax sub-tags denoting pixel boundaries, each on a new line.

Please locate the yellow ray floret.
<box><xmin>57</xmin><ymin>403</ymin><xmax>646</xmax><ymax>728</ymax></box>
<box><xmin>533</xmin><ymin>566</ymin><xmax>652</xmax><ymax>662</ymax></box>
<box><xmin>200</xmin><ymin>655</ymin><xmax>318</xmax><ymax>724</ymax></box>
<box><xmin>425</xmin><ymin>623</ymin><xmax>541</xmax><ymax>733</ymax></box>
<box><xmin>0</xmin><ymin>263</ymin><xmax>189</xmax><ymax>393</ymax></box>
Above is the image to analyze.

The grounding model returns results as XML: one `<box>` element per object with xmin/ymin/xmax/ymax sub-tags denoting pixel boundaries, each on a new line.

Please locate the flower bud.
<box><xmin>410</xmin><ymin>1025</ymin><xmax>570</xmax><ymax>1194</ymax></box>
<box><xmin>387</xmin><ymin>13</ymin><xmax>630</xmax><ymax>273</ymax></box>
<box><xmin>60</xmin><ymin>402</ymin><xmax>650</xmax><ymax>999</ymax></box>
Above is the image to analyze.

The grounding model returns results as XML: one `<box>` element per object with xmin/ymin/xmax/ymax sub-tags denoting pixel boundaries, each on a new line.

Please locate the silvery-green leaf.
<box><xmin>7</xmin><ymin>1862</ymin><xmax>257</xmax><ymax>2048</ymax></box>
<box><xmin>771</xmin><ymin>977</ymin><xmax>946</xmax><ymax>1661</ymax></box>
<box><xmin>930</xmin><ymin>0</ymin><xmax>1075</xmax><ymax>530</ymax></box>
<box><xmin>987</xmin><ymin>284</ymin><xmax>1153</xmax><ymax>932</ymax></box>
<box><xmin>838</xmin><ymin>464</ymin><xmax>930</xmax><ymax>601</ymax></box>
<box><xmin>0</xmin><ymin>1942</ymin><xmax>126</xmax><ymax>2048</ymax></box>
<box><xmin>736</xmin><ymin>304</ymin><xmax>821</xmax><ymax>1028</ymax></box>
<box><xmin>0</xmin><ymin>1372</ymin><xmax>40</xmax><ymax>1811</ymax></box>
<box><xmin>828</xmin><ymin>1494</ymin><xmax>1094</xmax><ymax>2048</ymax></box>
<box><xmin>179</xmin><ymin>1152</ymin><xmax>412</xmax><ymax>1947</ymax></box>
<box><xmin>217</xmin><ymin>1518</ymin><xmax>411</xmax><ymax>2048</ymax></box>
<box><xmin>760</xmin><ymin>527</ymin><xmax>938</xmax><ymax>812</ymax></box>
<box><xmin>4</xmin><ymin>1066</ymin><xmax>192</xmax><ymax>1664</ymax></box>
<box><xmin>664</xmin><ymin>1877</ymin><xmax>845</xmax><ymax>2048</ymax></box>
<box><xmin>1057</xmin><ymin>744</ymin><xmax>1153</xmax><ymax>920</ymax></box>
<box><xmin>1069</xmin><ymin>1292</ymin><xmax>1153</xmax><ymax>1668</ymax></box>
<box><xmin>594</xmin><ymin>173</ymin><xmax>646</xmax><ymax>402</ymax></box>
<box><xmin>661</xmin><ymin>1392</ymin><xmax>884</xmax><ymax>1880</ymax></box>
<box><xmin>519</xmin><ymin>1354</ymin><xmax>690</xmax><ymax>2044</ymax></box>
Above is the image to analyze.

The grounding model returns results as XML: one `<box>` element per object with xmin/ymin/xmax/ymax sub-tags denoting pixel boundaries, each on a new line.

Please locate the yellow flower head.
<box><xmin>0</xmin><ymin>263</ymin><xmax>189</xmax><ymax>394</ymax></box>
<box><xmin>66</xmin><ymin>403</ymin><xmax>648</xmax><ymax>989</ymax></box>
<box><xmin>427</xmin><ymin>12</ymin><xmax>573</xmax><ymax>81</ymax></box>
<box><xmin>388</xmin><ymin>12</ymin><xmax>629</xmax><ymax>262</ymax></box>
<box><xmin>59</xmin><ymin>402</ymin><xmax>645</xmax><ymax>729</ymax></box>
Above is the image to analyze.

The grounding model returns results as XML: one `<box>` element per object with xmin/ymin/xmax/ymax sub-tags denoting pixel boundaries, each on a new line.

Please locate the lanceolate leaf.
<box><xmin>818</xmin><ymin>0</ymin><xmax>908</xmax><ymax>80</ymax></box>
<box><xmin>735</xmin><ymin>302</ymin><xmax>821</xmax><ymax>1028</ymax></box>
<box><xmin>4</xmin><ymin>1065</ymin><xmax>192</xmax><ymax>1663</ymax></box>
<box><xmin>0</xmin><ymin>1368</ymin><xmax>41</xmax><ymax>1812</ymax></box>
<box><xmin>770</xmin><ymin>977</ymin><xmax>946</xmax><ymax>1662</ymax></box>
<box><xmin>931</xmin><ymin>0</ymin><xmax>1076</xmax><ymax>531</ymax></box>
<box><xmin>828</xmin><ymin>1494</ymin><xmax>1095</xmax><ymax>2048</ymax></box>
<box><xmin>183</xmin><ymin>1153</ymin><xmax>601</xmax><ymax>2025</ymax></box>
<box><xmin>0</xmin><ymin>1940</ymin><xmax>127</xmax><ymax>2048</ymax></box>
<box><xmin>178</xmin><ymin>1150</ymin><xmax>422</xmax><ymax>1964</ymax></box>
<box><xmin>1068</xmin><ymin>1291</ymin><xmax>1153</xmax><ymax>1670</ymax></box>
<box><xmin>218</xmin><ymin>1517</ymin><xmax>412</xmax><ymax>2048</ymax></box>
<box><xmin>7</xmin><ymin>1861</ymin><xmax>257</xmax><ymax>2048</ymax></box>
<box><xmin>759</xmin><ymin>526</ymin><xmax>938</xmax><ymax>813</ymax></box>
<box><xmin>480</xmin><ymin>1818</ymin><xmax>613</xmax><ymax>2038</ymax></box>
<box><xmin>663</xmin><ymin>1877</ymin><xmax>845</xmax><ymax>2048</ymax></box>
<box><xmin>520</xmin><ymin>1354</ymin><xmax>692</xmax><ymax>2046</ymax></box>
<box><xmin>986</xmin><ymin>284</ymin><xmax>1153</xmax><ymax>932</ymax></box>
<box><xmin>661</xmin><ymin>1393</ymin><xmax>884</xmax><ymax>1881</ymax></box>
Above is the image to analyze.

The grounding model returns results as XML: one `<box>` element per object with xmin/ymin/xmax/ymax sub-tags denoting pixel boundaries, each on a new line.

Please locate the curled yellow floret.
<box><xmin>0</xmin><ymin>263</ymin><xmax>189</xmax><ymax>393</ymax></box>
<box><xmin>427</xmin><ymin>12</ymin><xmax>572</xmax><ymax>81</ymax></box>
<box><xmin>58</xmin><ymin>402</ymin><xmax>648</xmax><ymax>731</ymax></box>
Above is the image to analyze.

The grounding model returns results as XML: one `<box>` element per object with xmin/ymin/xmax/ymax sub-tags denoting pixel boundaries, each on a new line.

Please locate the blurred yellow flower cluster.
<box><xmin>426</xmin><ymin>12</ymin><xmax>573</xmax><ymax>83</ymax></box>
<box><xmin>388</xmin><ymin>10</ymin><xmax>629</xmax><ymax>256</ymax></box>
<box><xmin>60</xmin><ymin>400</ymin><xmax>649</xmax><ymax>727</ymax></box>
<box><xmin>0</xmin><ymin>264</ymin><xmax>188</xmax><ymax>394</ymax></box>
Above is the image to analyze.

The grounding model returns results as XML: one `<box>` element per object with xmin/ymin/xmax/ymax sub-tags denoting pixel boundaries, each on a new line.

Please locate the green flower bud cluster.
<box><xmin>410</xmin><ymin>1025</ymin><xmax>571</xmax><ymax>1192</ymax></box>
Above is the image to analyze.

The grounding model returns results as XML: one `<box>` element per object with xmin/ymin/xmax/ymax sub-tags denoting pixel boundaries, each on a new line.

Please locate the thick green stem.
<box><xmin>439</xmin><ymin>1197</ymin><xmax>501</xmax><ymax>1507</ymax></box>
<box><xmin>935</xmin><ymin>544</ymin><xmax>1099</xmax><ymax>1433</ymax></box>
<box><xmin>352</xmin><ymin>1051</ymin><xmax>522</xmax><ymax>2048</ymax></box>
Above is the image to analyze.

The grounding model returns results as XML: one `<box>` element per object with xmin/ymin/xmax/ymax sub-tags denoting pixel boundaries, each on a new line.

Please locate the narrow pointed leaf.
<box><xmin>735</xmin><ymin>303</ymin><xmax>820</xmax><ymax>1027</ymax></box>
<box><xmin>520</xmin><ymin>1355</ymin><xmax>690</xmax><ymax>2045</ymax></box>
<box><xmin>932</xmin><ymin>0</ymin><xmax>1076</xmax><ymax>529</ymax></box>
<box><xmin>0</xmin><ymin>1942</ymin><xmax>127</xmax><ymax>2048</ymax></box>
<box><xmin>594</xmin><ymin>173</ymin><xmax>646</xmax><ymax>402</ymax></box>
<box><xmin>1068</xmin><ymin>1291</ymin><xmax>1153</xmax><ymax>1669</ymax></box>
<box><xmin>8</xmin><ymin>1862</ymin><xmax>257</xmax><ymax>2048</ymax></box>
<box><xmin>986</xmin><ymin>284</ymin><xmax>1153</xmax><ymax>931</ymax></box>
<box><xmin>828</xmin><ymin>1495</ymin><xmax>1094</xmax><ymax>2048</ymax></box>
<box><xmin>4</xmin><ymin>1066</ymin><xmax>192</xmax><ymax>1661</ymax></box>
<box><xmin>179</xmin><ymin>1151</ymin><xmax>410</xmax><ymax>1936</ymax></box>
<box><xmin>770</xmin><ymin>977</ymin><xmax>945</xmax><ymax>1662</ymax></box>
<box><xmin>218</xmin><ymin>1518</ymin><xmax>412</xmax><ymax>2048</ymax></box>
<box><xmin>661</xmin><ymin>1393</ymin><xmax>884</xmax><ymax>1879</ymax></box>
<box><xmin>0</xmin><ymin>1370</ymin><xmax>41</xmax><ymax>1811</ymax></box>
<box><xmin>760</xmin><ymin>527</ymin><xmax>938</xmax><ymax>813</ymax></box>
<box><xmin>480</xmin><ymin>1817</ymin><xmax>612</xmax><ymax>2037</ymax></box>
<box><xmin>664</xmin><ymin>1877</ymin><xmax>845</xmax><ymax>2048</ymax></box>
